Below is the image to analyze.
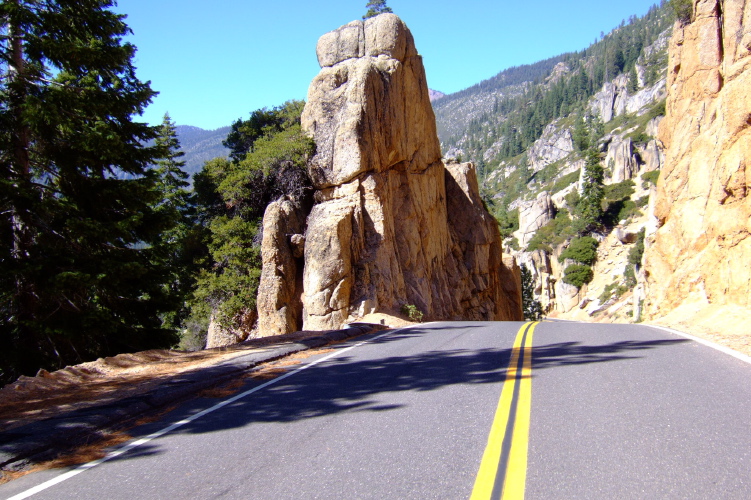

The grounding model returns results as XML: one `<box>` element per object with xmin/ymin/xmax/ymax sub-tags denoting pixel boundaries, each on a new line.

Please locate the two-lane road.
<box><xmin>2</xmin><ymin>321</ymin><xmax>750</xmax><ymax>499</ymax></box>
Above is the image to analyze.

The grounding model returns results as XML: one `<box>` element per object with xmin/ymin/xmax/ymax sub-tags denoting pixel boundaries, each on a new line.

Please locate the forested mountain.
<box><xmin>434</xmin><ymin>2</ymin><xmax>671</xmax><ymax>173</ymax></box>
<box><xmin>174</xmin><ymin>125</ymin><xmax>230</xmax><ymax>178</ymax></box>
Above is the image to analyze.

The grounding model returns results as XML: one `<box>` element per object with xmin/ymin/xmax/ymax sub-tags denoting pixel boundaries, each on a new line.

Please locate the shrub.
<box><xmin>562</xmin><ymin>264</ymin><xmax>594</xmax><ymax>288</ymax></box>
<box><xmin>604</xmin><ymin>179</ymin><xmax>636</xmax><ymax>201</ymax></box>
<box><xmin>628</xmin><ymin>228</ymin><xmax>647</xmax><ymax>266</ymax></box>
<box><xmin>599</xmin><ymin>281</ymin><xmax>629</xmax><ymax>304</ymax></box>
<box><xmin>670</xmin><ymin>0</ymin><xmax>693</xmax><ymax>24</ymax></box>
<box><xmin>642</xmin><ymin>170</ymin><xmax>660</xmax><ymax>189</ymax></box>
<box><xmin>401</xmin><ymin>304</ymin><xmax>424</xmax><ymax>323</ymax></box>
<box><xmin>521</xmin><ymin>266</ymin><xmax>544</xmax><ymax>321</ymax></box>
<box><xmin>559</xmin><ymin>236</ymin><xmax>598</xmax><ymax>265</ymax></box>
<box><xmin>525</xmin><ymin>211</ymin><xmax>578</xmax><ymax>252</ymax></box>
<box><xmin>551</xmin><ymin>170</ymin><xmax>581</xmax><ymax>194</ymax></box>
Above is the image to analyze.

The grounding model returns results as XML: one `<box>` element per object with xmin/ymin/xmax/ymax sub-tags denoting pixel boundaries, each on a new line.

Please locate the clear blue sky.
<box><xmin>116</xmin><ymin>0</ymin><xmax>665</xmax><ymax>130</ymax></box>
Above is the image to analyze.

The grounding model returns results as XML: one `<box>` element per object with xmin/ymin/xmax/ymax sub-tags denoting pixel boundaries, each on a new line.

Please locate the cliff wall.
<box><xmin>644</xmin><ymin>0</ymin><xmax>751</xmax><ymax>332</ymax></box>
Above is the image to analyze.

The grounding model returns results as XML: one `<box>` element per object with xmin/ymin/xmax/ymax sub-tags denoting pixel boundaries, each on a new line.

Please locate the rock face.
<box><xmin>258</xmin><ymin>14</ymin><xmax>522</xmax><ymax>333</ymax></box>
<box><xmin>528</xmin><ymin>123</ymin><xmax>574</xmax><ymax>172</ymax></box>
<box><xmin>605</xmin><ymin>137</ymin><xmax>640</xmax><ymax>183</ymax></box>
<box><xmin>644</xmin><ymin>0</ymin><xmax>751</xmax><ymax>321</ymax></box>
<box><xmin>590</xmin><ymin>31</ymin><xmax>669</xmax><ymax>124</ymax></box>
<box><xmin>516</xmin><ymin>191</ymin><xmax>555</xmax><ymax>246</ymax></box>
<box><xmin>256</xmin><ymin>197</ymin><xmax>308</xmax><ymax>336</ymax></box>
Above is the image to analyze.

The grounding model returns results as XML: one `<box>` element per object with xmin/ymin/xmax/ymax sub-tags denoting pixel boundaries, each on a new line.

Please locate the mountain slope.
<box><xmin>174</xmin><ymin>125</ymin><xmax>230</xmax><ymax>178</ymax></box>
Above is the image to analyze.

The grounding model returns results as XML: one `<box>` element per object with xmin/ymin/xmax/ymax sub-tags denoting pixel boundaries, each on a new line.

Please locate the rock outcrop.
<box><xmin>258</xmin><ymin>14</ymin><xmax>522</xmax><ymax>333</ymax></box>
<box><xmin>644</xmin><ymin>0</ymin><xmax>751</xmax><ymax>321</ymax></box>
<box><xmin>590</xmin><ymin>28</ymin><xmax>670</xmax><ymax>124</ymax></box>
<box><xmin>256</xmin><ymin>197</ymin><xmax>308</xmax><ymax>336</ymax></box>
<box><xmin>528</xmin><ymin>123</ymin><xmax>574</xmax><ymax>172</ymax></box>
<box><xmin>515</xmin><ymin>191</ymin><xmax>555</xmax><ymax>246</ymax></box>
<box><xmin>605</xmin><ymin>137</ymin><xmax>640</xmax><ymax>183</ymax></box>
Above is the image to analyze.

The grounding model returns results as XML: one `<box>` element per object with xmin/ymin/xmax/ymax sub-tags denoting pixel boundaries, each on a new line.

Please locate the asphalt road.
<box><xmin>2</xmin><ymin>321</ymin><xmax>750</xmax><ymax>499</ymax></box>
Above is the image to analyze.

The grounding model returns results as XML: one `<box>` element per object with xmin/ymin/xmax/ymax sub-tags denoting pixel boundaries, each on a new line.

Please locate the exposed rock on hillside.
<box><xmin>605</xmin><ymin>137</ymin><xmax>640</xmax><ymax>183</ymax></box>
<box><xmin>516</xmin><ymin>191</ymin><xmax>555</xmax><ymax>246</ymax></box>
<box><xmin>591</xmin><ymin>74</ymin><xmax>668</xmax><ymax>123</ymax></box>
<box><xmin>528</xmin><ymin>123</ymin><xmax>574</xmax><ymax>172</ymax></box>
<box><xmin>258</xmin><ymin>14</ymin><xmax>522</xmax><ymax>333</ymax></box>
<box><xmin>644</xmin><ymin>0</ymin><xmax>751</xmax><ymax>323</ymax></box>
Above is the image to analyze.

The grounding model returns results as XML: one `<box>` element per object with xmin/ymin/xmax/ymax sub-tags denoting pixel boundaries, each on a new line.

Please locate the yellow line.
<box><xmin>501</xmin><ymin>322</ymin><xmax>536</xmax><ymax>499</ymax></box>
<box><xmin>470</xmin><ymin>322</ymin><xmax>537</xmax><ymax>500</ymax></box>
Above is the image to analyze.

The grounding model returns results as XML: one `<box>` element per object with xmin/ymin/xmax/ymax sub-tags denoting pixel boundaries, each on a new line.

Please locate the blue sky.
<box><xmin>116</xmin><ymin>0</ymin><xmax>665</xmax><ymax>130</ymax></box>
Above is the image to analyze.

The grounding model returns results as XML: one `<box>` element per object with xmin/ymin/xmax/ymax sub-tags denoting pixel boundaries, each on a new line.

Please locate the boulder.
<box><xmin>641</xmin><ymin>139</ymin><xmax>664</xmax><ymax>172</ymax></box>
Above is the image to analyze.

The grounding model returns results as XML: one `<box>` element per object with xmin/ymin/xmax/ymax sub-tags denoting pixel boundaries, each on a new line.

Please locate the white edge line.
<box><xmin>5</xmin><ymin>329</ymin><xmax>395</xmax><ymax>500</ymax></box>
<box><xmin>646</xmin><ymin>324</ymin><xmax>751</xmax><ymax>365</ymax></box>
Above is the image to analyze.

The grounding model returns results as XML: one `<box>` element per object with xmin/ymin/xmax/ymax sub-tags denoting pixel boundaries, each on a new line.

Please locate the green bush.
<box><xmin>604</xmin><ymin>179</ymin><xmax>636</xmax><ymax>201</ymax></box>
<box><xmin>670</xmin><ymin>0</ymin><xmax>693</xmax><ymax>23</ymax></box>
<box><xmin>628</xmin><ymin>228</ymin><xmax>647</xmax><ymax>266</ymax></box>
<box><xmin>642</xmin><ymin>170</ymin><xmax>660</xmax><ymax>189</ymax></box>
<box><xmin>646</xmin><ymin>100</ymin><xmax>666</xmax><ymax>121</ymax></box>
<box><xmin>525</xmin><ymin>211</ymin><xmax>579</xmax><ymax>252</ymax></box>
<box><xmin>401</xmin><ymin>304</ymin><xmax>424</xmax><ymax>323</ymax></box>
<box><xmin>521</xmin><ymin>266</ymin><xmax>544</xmax><ymax>321</ymax></box>
<box><xmin>551</xmin><ymin>170</ymin><xmax>581</xmax><ymax>194</ymax></box>
<box><xmin>563</xmin><ymin>264</ymin><xmax>594</xmax><ymax>288</ymax></box>
<box><xmin>559</xmin><ymin>236</ymin><xmax>599</xmax><ymax>265</ymax></box>
<box><xmin>598</xmin><ymin>281</ymin><xmax>629</xmax><ymax>304</ymax></box>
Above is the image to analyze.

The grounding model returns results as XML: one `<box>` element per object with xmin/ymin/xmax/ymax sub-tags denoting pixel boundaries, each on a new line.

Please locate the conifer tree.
<box><xmin>0</xmin><ymin>0</ymin><xmax>178</xmax><ymax>382</ymax></box>
<box><xmin>363</xmin><ymin>0</ymin><xmax>393</xmax><ymax>19</ymax></box>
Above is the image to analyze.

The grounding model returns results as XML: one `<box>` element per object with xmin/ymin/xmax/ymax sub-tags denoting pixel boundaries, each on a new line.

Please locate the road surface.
<box><xmin>2</xmin><ymin>321</ymin><xmax>750</xmax><ymax>499</ymax></box>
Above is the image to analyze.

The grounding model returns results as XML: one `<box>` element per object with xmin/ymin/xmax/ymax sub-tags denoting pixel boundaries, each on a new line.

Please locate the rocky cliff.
<box><xmin>258</xmin><ymin>14</ymin><xmax>522</xmax><ymax>333</ymax></box>
<box><xmin>643</xmin><ymin>0</ymin><xmax>751</xmax><ymax>329</ymax></box>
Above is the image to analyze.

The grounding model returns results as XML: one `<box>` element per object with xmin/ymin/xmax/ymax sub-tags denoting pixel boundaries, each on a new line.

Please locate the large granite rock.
<box><xmin>528</xmin><ymin>123</ymin><xmax>574</xmax><ymax>172</ymax></box>
<box><xmin>516</xmin><ymin>191</ymin><xmax>555</xmax><ymax>246</ymax></box>
<box><xmin>605</xmin><ymin>137</ymin><xmax>641</xmax><ymax>183</ymax></box>
<box><xmin>644</xmin><ymin>0</ymin><xmax>751</xmax><ymax>321</ymax></box>
<box><xmin>258</xmin><ymin>14</ymin><xmax>522</xmax><ymax>333</ymax></box>
<box><xmin>256</xmin><ymin>197</ymin><xmax>308</xmax><ymax>336</ymax></box>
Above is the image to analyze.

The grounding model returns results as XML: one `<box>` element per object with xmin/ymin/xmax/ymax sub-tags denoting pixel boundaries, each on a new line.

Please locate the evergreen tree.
<box><xmin>152</xmin><ymin>114</ymin><xmax>203</xmax><ymax>330</ymax></box>
<box><xmin>0</xmin><ymin>0</ymin><xmax>178</xmax><ymax>383</ymax></box>
<box><xmin>577</xmin><ymin>148</ymin><xmax>605</xmax><ymax>231</ymax></box>
<box><xmin>363</xmin><ymin>0</ymin><xmax>393</xmax><ymax>19</ymax></box>
<box><xmin>188</xmin><ymin>101</ymin><xmax>314</xmax><ymax>336</ymax></box>
<box><xmin>521</xmin><ymin>266</ymin><xmax>544</xmax><ymax>320</ymax></box>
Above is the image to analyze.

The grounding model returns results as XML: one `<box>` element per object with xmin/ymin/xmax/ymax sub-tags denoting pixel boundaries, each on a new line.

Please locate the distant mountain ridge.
<box><xmin>174</xmin><ymin>125</ymin><xmax>230</xmax><ymax>178</ymax></box>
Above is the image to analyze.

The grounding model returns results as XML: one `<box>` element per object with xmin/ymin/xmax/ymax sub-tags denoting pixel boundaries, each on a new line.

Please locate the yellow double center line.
<box><xmin>471</xmin><ymin>321</ymin><xmax>539</xmax><ymax>500</ymax></box>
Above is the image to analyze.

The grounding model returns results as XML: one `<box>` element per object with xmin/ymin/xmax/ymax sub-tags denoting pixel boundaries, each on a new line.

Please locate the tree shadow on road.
<box><xmin>154</xmin><ymin>325</ymin><xmax>689</xmax><ymax>439</ymax></box>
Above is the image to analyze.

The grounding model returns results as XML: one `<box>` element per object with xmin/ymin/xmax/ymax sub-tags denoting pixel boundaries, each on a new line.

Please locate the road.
<box><xmin>2</xmin><ymin>321</ymin><xmax>750</xmax><ymax>499</ymax></box>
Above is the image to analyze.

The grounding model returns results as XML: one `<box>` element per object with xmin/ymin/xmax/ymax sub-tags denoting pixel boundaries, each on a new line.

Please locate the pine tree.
<box><xmin>363</xmin><ymin>0</ymin><xmax>393</xmax><ymax>19</ymax></box>
<box><xmin>0</xmin><ymin>0</ymin><xmax>178</xmax><ymax>382</ymax></box>
<box><xmin>521</xmin><ymin>266</ymin><xmax>544</xmax><ymax>320</ymax></box>
<box><xmin>578</xmin><ymin>148</ymin><xmax>605</xmax><ymax>231</ymax></box>
<box><xmin>152</xmin><ymin>114</ymin><xmax>203</xmax><ymax>331</ymax></box>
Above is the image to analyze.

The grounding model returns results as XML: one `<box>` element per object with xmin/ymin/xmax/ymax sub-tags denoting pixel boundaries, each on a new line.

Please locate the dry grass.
<box><xmin>0</xmin><ymin>430</ymin><xmax>132</xmax><ymax>485</ymax></box>
<box><xmin>0</xmin><ymin>330</ymin><xmax>345</xmax><ymax>432</ymax></box>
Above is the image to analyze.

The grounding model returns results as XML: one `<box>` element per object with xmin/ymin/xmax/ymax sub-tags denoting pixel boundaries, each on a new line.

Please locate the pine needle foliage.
<box><xmin>363</xmin><ymin>0</ymin><xmax>393</xmax><ymax>19</ymax></box>
<box><xmin>188</xmin><ymin>101</ymin><xmax>314</xmax><ymax>333</ymax></box>
<box><xmin>0</xmin><ymin>0</ymin><xmax>181</xmax><ymax>383</ymax></box>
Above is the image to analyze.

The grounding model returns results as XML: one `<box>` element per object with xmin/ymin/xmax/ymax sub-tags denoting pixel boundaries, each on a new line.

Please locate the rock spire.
<box><xmin>257</xmin><ymin>14</ymin><xmax>522</xmax><ymax>333</ymax></box>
